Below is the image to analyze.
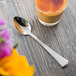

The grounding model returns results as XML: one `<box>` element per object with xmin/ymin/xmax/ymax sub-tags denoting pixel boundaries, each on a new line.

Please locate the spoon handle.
<box><xmin>29</xmin><ymin>33</ymin><xmax>69</xmax><ymax>68</ymax></box>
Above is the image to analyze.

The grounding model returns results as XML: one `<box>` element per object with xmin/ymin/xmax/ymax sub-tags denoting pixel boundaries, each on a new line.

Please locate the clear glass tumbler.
<box><xmin>35</xmin><ymin>0</ymin><xmax>68</xmax><ymax>26</ymax></box>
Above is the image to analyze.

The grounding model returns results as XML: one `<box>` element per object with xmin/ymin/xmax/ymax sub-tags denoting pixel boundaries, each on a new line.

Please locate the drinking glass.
<box><xmin>35</xmin><ymin>0</ymin><xmax>68</xmax><ymax>26</ymax></box>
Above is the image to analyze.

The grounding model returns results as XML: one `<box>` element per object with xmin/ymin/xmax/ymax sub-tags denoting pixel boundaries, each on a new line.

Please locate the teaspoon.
<box><xmin>13</xmin><ymin>16</ymin><xmax>69</xmax><ymax>68</ymax></box>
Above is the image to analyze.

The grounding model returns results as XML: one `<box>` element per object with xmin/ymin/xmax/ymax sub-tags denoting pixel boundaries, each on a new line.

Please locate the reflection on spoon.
<box><xmin>13</xmin><ymin>16</ymin><xmax>69</xmax><ymax>68</ymax></box>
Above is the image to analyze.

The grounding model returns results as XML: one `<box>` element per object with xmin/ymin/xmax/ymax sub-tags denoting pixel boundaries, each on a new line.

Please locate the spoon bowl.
<box><xmin>13</xmin><ymin>16</ymin><xmax>31</xmax><ymax>35</ymax></box>
<box><xmin>13</xmin><ymin>16</ymin><xmax>69</xmax><ymax>68</ymax></box>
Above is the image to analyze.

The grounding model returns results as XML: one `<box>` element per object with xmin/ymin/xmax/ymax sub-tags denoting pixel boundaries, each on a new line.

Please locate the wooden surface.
<box><xmin>2</xmin><ymin>0</ymin><xmax>76</xmax><ymax>76</ymax></box>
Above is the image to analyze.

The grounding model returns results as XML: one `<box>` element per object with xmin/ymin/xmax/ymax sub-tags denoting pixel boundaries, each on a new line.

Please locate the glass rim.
<box><xmin>35</xmin><ymin>0</ymin><xmax>68</xmax><ymax>15</ymax></box>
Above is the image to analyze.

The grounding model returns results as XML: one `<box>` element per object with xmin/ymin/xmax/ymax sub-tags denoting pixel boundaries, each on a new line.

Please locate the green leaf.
<box><xmin>0</xmin><ymin>38</ymin><xmax>4</xmax><ymax>44</ymax></box>
<box><xmin>13</xmin><ymin>42</ymin><xmax>19</xmax><ymax>48</ymax></box>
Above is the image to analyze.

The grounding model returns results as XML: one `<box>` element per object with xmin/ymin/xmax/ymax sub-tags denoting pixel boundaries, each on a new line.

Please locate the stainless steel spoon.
<box><xmin>13</xmin><ymin>16</ymin><xmax>69</xmax><ymax>68</ymax></box>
